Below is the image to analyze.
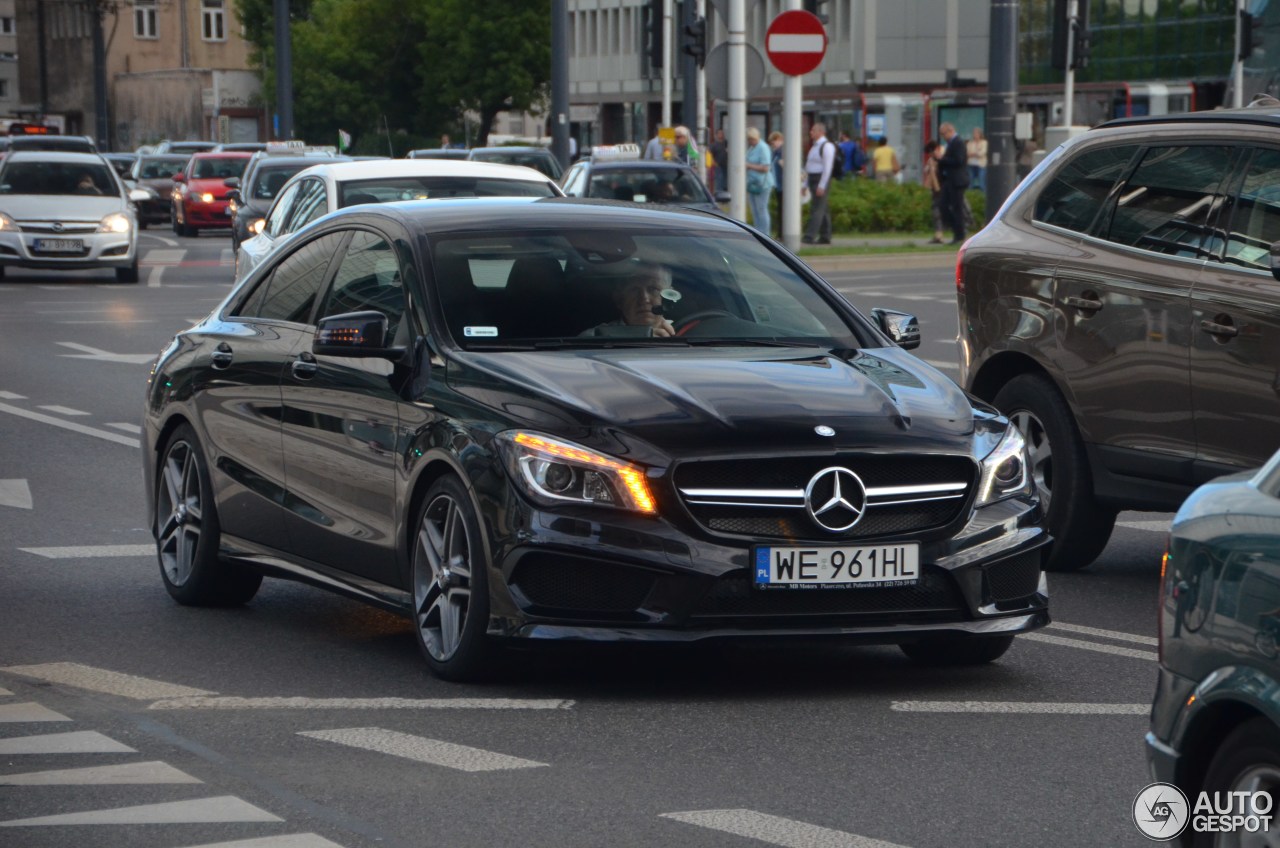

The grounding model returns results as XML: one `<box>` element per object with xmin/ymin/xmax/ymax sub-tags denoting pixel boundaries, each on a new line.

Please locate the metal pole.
<box><xmin>682</xmin><ymin>1</ymin><xmax>695</xmax><ymax>136</ymax></box>
<box><xmin>273</xmin><ymin>0</ymin><xmax>295</xmax><ymax>139</ymax></box>
<box><xmin>1234</xmin><ymin>0</ymin><xmax>1245</xmax><ymax>108</ymax></box>
<box><xmin>662</xmin><ymin>0</ymin><xmax>673</xmax><ymax>127</ymax></box>
<box><xmin>91</xmin><ymin>6</ymin><xmax>108</xmax><ymax>150</ymax></box>
<box><xmin>551</xmin><ymin>0</ymin><xmax>570</xmax><ymax>168</ymax></box>
<box><xmin>782</xmin><ymin>0</ymin><xmax>803</xmax><ymax>251</ymax></box>
<box><xmin>36</xmin><ymin>1</ymin><xmax>48</xmax><ymax>117</ymax></box>
<box><xmin>727</xmin><ymin>0</ymin><xmax>746</xmax><ymax>221</ymax></box>
<box><xmin>695</xmin><ymin>0</ymin><xmax>707</xmax><ymax>182</ymax></box>
<box><xmin>987</xmin><ymin>0</ymin><xmax>1019</xmax><ymax>212</ymax></box>
<box><xmin>1062</xmin><ymin>0</ymin><xmax>1076</xmax><ymax>126</ymax></box>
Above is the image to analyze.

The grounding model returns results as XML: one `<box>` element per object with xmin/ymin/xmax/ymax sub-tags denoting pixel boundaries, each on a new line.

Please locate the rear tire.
<box><xmin>993</xmin><ymin>374</ymin><xmax>1116</xmax><ymax>572</ymax></box>
<box><xmin>900</xmin><ymin>634</ymin><xmax>1015</xmax><ymax>666</ymax></box>
<box><xmin>1191</xmin><ymin>717</ymin><xmax>1280</xmax><ymax>848</ymax></box>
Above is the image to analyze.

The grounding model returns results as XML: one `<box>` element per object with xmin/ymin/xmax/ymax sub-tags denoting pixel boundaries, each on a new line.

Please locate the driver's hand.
<box><xmin>651</xmin><ymin>318</ymin><xmax>675</xmax><ymax>337</ymax></box>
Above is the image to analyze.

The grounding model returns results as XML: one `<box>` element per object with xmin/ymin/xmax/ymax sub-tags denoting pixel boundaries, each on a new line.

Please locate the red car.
<box><xmin>171</xmin><ymin>152</ymin><xmax>251</xmax><ymax>236</ymax></box>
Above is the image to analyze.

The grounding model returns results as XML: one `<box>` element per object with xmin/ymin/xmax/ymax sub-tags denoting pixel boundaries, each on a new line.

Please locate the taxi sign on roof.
<box><xmin>589</xmin><ymin>143</ymin><xmax>642</xmax><ymax>162</ymax></box>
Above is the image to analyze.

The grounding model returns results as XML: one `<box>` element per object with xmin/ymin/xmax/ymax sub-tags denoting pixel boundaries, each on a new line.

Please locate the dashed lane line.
<box><xmin>1</xmin><ymin>662</ymin><xmax>216</xmax><ymax>700</ymax></box>
<box><xmin>20</xmin><ymin>544</ymin><xmax>154</xmax><ymax>558</ymax></box>
<box><xmin>0</xmin><ymin>391</ymin><xmax>26</xmax><ymax>399</ymax></box>
<box><xmin>891</xmin><ymin>701</ymin><xmax>1148</xmax><ymax>715</ymax></box>
<box><xmin>55</xmin><ymin>341</ymin><xmax>157</xmax><ymax>364</ymax></box>
<box><xmin>0</xmin><ymin>731</ymin><xmax>136</xmax><ymax>755</ymax></box>
<box><xmin>0</xmin><ymin>688</ymin><xmax>11</xmax><ymax>696</ymax></box>
<box><xmin>1021</xmin><ymin>631</ymin><xmax>1158</xmax><ymax>661</ymax></box>
<box><xmin>0</xmin><ymin>479</ymin><xmax>33</xmax><ymax>510</ymax></box>
<box><xmin>0</xmin><ymin>795</ymin><xmax>284</xmax><ymax>827</ymax></box>
<box><xmin>1047</xmin><ymin>621</ymin><xmax>1158</xmax><ymax>647</ymax></box>
<box><xmin>0</xmin><ymin>402</ymin><xmax>140</xmax><ymax>448</ymax></box>
<box><xmin>0</xmin><ymin>761</ymin><xmax>202</xmax><ymax>786</ymax></box>
<box><xmin>298</xmin><ymin>727</ymin><xmax>549</xmax><ymax>773</ymax></box>
<box><xmin>150</xmin><ymin>696</ymin><xmax>574</xmax><ymax>711</ymax></box>
<box><xmin>35</xmin><ymin>404</ymin><xmax>89</xmax><ymax>417</ymax></box>
<box><xmin>105</xmin><ymin>422</ymin><xmax>143</xmax><ymax>434</ymax></box>
<box><xmin>178</xmin><ymin>836</ymin><xmax>349</xmax><ymax>848</ymax></box>
<box><xmin>660</xmin><ymin>809</ymin><xmax>912</xmax><ymax>848</ymax></box>
<box><xmin>0</xmin><ymin>702</ymin><xmax>72</xmax><ymax>722</ymax></box>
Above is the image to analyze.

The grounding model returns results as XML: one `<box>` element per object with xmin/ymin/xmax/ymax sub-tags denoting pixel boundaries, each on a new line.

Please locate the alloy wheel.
<box><xmin>1009</xmin><ymin>409</ymin><xmax>1052</xmax><ymax>510</ymax></box>
<box><xmin>155</xmin><ymin>439</ymin><xmax>203</xmax><ymax>587</ymax></box>
<box><xmin>414</xmin><ymin>493</ymin><xmax>474</xmax><ymax>662</ymax></box>
<box><xmin>1216</xmin><ymin>765</ymin><xmax>1280</xmax><ymax>848</ymax></box>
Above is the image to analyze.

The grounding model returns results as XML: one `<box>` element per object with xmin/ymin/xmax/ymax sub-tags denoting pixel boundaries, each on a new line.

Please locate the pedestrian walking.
<box><xmin>768</xmin><ymin>131</ymin><xmax>784</xmax><ymax>239</ymax></box>
<box><xmin>643</xmin><ymin>125</ymin><xmax>664</xmax><ymax>161</ymax></box>
<box><xmin>802</xmin><ymin>122</ymin><xmax>835</xmax><ymax>244</ymax></box>
<box><xmin>708</xmin><ymin>128</ymin><xmax>728</xmax><ymax>192</ymax></box>
<box><xmin>838</xmin><ymin>131</ymin><xmax>863</xmax><ymax>178</ymax></box>
<box><xmin>967</xmin><ymin>127</ymin><xmax>988</xmax><ymax>193</ymax></box>
<box><xmin>871</xmin><ymin>136</ymin><xmax>900</xmax><ymax>182</ymax></box>
<box><xmin>923</xmin><ymin>140</ymin><xmax>945</xmax><ymax>244</ymax></box>
<box><xmin>674</xmin><ymin>126</ymin><xmax>699</xmax><ymax>166</ymax></box>
<box><xmin>937</xmin><ymin>122</ymin><xmax>971</xmax><ymax>244</ymax></box>
<box><xmin>745</xmin><ymin>126</ymin><xmax>774</xmax><ymax>235</ymax></box>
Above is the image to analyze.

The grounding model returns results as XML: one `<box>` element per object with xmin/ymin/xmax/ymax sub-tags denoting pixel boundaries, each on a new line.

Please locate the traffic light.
<box><xmin>1051</xmin><ymin>0</ymin><xmax>1090</xmax><ymax>71</ymax></box>
<box><xmin>803</xmin><ymin>0</ymin><xmax>829</xmax><ymax>24</ymax></box>
<box><xmin>647</xmin><ymin>0</ymin><xmax>664</xmax><ymax>68</ymax></box>
<box><xmin>1072</xmin><ymin>2</ymin><xmax>1091</xmax><ymax>71</ymax></box>
<box><xmin>1240</xmin><ymin>10</ymin><xmax>1264</xmax><ymax>61</ymax></box>
<box><xmin>682</xmin><ymin>15</ymin><xmax>706</xmax><ymax>67</ymax></box>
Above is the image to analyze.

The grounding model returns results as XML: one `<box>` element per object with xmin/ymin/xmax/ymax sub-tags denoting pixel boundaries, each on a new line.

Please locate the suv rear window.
<box><xmin>1033</xmin><ymin>144</ymin><xmax>1138</xmax><ymax>234</ymax></box>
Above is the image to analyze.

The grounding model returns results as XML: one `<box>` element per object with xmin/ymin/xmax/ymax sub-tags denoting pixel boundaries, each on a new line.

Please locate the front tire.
<box><xmin>993</xmin><ymin>374</ymin><xmax>1116</xmax><ymax>572</ymax></box>
<box><xmin>411</xmin><ymin>476</ymin><xmax>494</xmax><ymax>681</ymax></box>
<box><xmin>115</xmin><ymin>261</ymin><xmax>139</xmax><ymax>283</ymax></box>
<box><xmin>1192</xmin><ymin>717</ymin><xmax>1280</xmax><ymax>848</ymax></box>
<box><xmin>901</xmin><ymin>634</ymin><xmax>1015</xmax><ymax>665</ymax></box>
<box><xmin>154</xmin><ymin>425</ymin><xmax>261</xmax><ymax>606</ymax></box>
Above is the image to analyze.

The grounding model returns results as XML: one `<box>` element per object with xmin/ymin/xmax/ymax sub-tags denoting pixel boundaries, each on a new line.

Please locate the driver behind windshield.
<box><xmin>580</xmin><ymin>262</ymin><xmax>676</xmax><ymax>338</ymax></box>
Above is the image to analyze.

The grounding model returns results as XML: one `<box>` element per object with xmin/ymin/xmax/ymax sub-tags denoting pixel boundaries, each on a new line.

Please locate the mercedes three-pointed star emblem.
<box><xmin>804</xmin><ymin>466</ymin><xmax>867</xmax><ymax>532</ymax></box>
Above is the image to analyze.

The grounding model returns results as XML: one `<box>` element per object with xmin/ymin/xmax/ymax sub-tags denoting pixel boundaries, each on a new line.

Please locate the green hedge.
<box><xmin>768</xmin><ymin>178</ymin><xmax>986</xmax><ymax>234</ymax></box>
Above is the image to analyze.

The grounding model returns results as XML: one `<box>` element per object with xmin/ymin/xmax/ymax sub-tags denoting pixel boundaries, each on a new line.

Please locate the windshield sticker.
<box><xmin>464</xmin><ymin>326</ymin><xmax>499</xmax><ymax>337</ymax></box>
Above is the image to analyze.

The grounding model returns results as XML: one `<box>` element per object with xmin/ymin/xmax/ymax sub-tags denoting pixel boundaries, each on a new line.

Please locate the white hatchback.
<box><xmin>233</xmin><ymin>159</ymin><xmax>564</xmax><ymax>283</ymax></box>
<box><xmin>0</xmin><ymin>151</ymin><xmax>146</xmax><ymax>283</ymax></box>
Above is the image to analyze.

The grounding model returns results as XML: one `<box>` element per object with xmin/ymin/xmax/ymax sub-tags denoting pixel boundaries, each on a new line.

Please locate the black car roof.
<box><xmin>1100</xmin><ymin>102</ymin><xmax>1280</xmax><ymax>131</ymax></box>
<box><xmin>584</xmin><ymin>160</ymin><xmax>694</xmax><ymax>173</ymax></box>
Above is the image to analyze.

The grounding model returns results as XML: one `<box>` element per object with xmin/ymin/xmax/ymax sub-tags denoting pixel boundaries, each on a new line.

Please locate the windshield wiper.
<box><xmin>680</xmin><ymin>338</ymin><xmax>824</xmax><ymax>348</ymax></box>
<box><xmin>531</xmin><ymin>338</ymin><xmax>687</xmax><ymax>349</ymax></box>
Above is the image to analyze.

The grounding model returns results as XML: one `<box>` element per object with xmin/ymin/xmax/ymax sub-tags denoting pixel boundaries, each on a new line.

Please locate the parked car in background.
<box><xmin>1148</xmin><ymin>448</ymin><xmax>1280</xmax><ymax>846</ymax></box>
<box><xmin>959</xmin><ymin>103</ymin><xmax>1280</xmax><ymax>572</ymax></box>
<box><xmin>144</xmin><ymin>198</ymin><xmax>1047</xmax><ymax>681</ymax></box>
<box><xmin>171</xmin><ymin>152</ymin><xmax>252</xmax><ymax>236</ymax></box>
<box><xmin>226</xmin><ymin>149</ymin><xmax>349</xmax><ymax>252</ymax></box>
<box><xmin>407</xmin><ymin>149</ymin><xmax>471</xmax><ymax>160</ymax></box>
<box><xmin>468</xmin><ymin>146</ymin><xmax>563</xmax><ymax>180</ymax></box>
<box><xmin>127</xmin><ymin>154</ymin><xmax>192</xmax><ymax>229</ymax></box>
<box><xmin>104</xmin><ymin>153</ymin><xmax>137</xmax><ymax>179</ymax></box>
<box><xmin>155</xmin><ymin>140</ymin><xmax>217</xmax><ymax>155</ymax></box>
<box><xmin>0</xmin><ymin>150</ymin><xmax>144</xmax><ymax>282</ymax></box>
<box><xmin>560</xmin><ymin>148</ymin><xmax>727</xmax><ymax>213</ymax></box>
<box><xmin>233</xmin><ymin>158</ymin><xmax>563</xmax><ymax>282</ymax></box>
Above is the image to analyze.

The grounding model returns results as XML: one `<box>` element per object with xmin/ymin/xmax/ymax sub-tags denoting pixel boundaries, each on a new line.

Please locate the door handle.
<box><xmin>1200</xmin><ymin>318</ymin><xmax>1239</xmax><ymax>339</ymax></box>
<box><xmin>210</xmin><ymin>342</ymin><xmax>233</xmax><ymax>369</ymax></box>
<box><xmin>292</xmin><ymin>352</ymin><xmax>318</xmax><ymax>379</ymax></box>
<box><xmin>1062</xmin><ymin>295</ymin><xmax>1103</xmax><ymax>312</ymax></box>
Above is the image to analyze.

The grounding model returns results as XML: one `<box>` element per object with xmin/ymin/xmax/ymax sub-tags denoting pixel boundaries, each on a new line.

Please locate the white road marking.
<box><xmin>0</xmin><ymin>402</ymin><xmax>139</xmax><ymax>448</ymax></box>
<box><xmin>20</xmin><ymin>544</ymin><xmax>155</xmax><ymax>558</ymax></box>
<box><xmin>0</xmin><ymin>795</ymin><xmax>283</xmax><ymax>827</ymax></box>
<box><xmin>0</xmin><ymin>391</ymin><xmax>26</xmax><ymax>399</ymax></box>
<box><xmin>36</xmin><ymin>404</ymin><xmax>89</xmax><ymax>417</ymax></box>
<box><xmin>147</xmin><ymin>265</ymin><xmax>165</xmax><ymax>288</ymax></box>
<box><xmin>0</xmin><ymin>687</ymin><xmax>11</xmax><ymax>696</ymax></box>
<box><xmin>140</xmin><ymin>233</ymin><xmax>179</xmax><ymax>247</ymax></box>
<box><xmin>920</xmin><ymin>359</ymin><xmax>957</xmax><ymax>370</ymax></box>
<box><xmin>1</xmin><ymin>662</ymin><xmax>216</xmax><ymax>699</ymax></box>
<box><xmin>1047</xmin><ymin>621</ymin><xmax>1158</xmax><ymax>647</ymax></box>
<box><xmin>0</xmin><ymin>761</ymin><xmax>202</xmax><ymax>785</ymax></box>
<box><xmin>1022</xmin><ymin>631</ymin><xmax>1158</xmax><ymax>661</ymax></box>
<box><xmin>105</xmin><ymin>422</ymin><xmax>143</xmax><ymax>434</ymax></box>
<box><xmin>1118</xmin><ymin>518</ymin><xmax>1172</xmax><ymax>532</ymax></box>
<box><xmin>220</xmin><ymin>248</ymin><xmax>233</xmax><ymax>266</ymax></box>
<box><xmin>0</xmin><ymin>702</ymin><xmax>72</xmax><ymax>722</ymax></box>
<box><xmin>142</xmin><ymin>248</ymin><xmax>187</xmax><ymax>264</ymax></box>
<box><xmin>55</xmin><ymin>341</ymin><xmax>156</xmax><ymax>365</ymax></box>
<box><xmin>661</xmin><ymin>809</ymin><xmax>911</xmax><ymax>848</ymax></box>
<box><xmin>298</xmin><ymin>727</ymin><xmax>549</xmax><ymax>772</ymax></box>
<box><xmin>150</xmin><ymin>696</ymin><xmax>574</xmax><ymax>711</ymax></box>
<box><xmin>0</xmin><ymin>731</ymin><xmax>136</xmax><ymax>755</ymax></box>
<box><xmin>175</xmin><ymin>835</ymin><xmax>348</xmax><ymax>848</ymax></box>
<box><xmin>891</xmin><ymin>701</ymin><xmax>1148</xmax><ymax>715</ymax></box>
<box><xmin>0</xmin><ymin>479</ymin><xmax>33</xmax><ymax>510</ymax></box>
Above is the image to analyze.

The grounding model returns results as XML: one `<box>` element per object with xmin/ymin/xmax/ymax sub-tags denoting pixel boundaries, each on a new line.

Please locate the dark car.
<box><xmin>171</xmin><ymin>152</ymin><xmax>251</xmax><ymax>236</ymax></box>
<box><xmin>468</xmin><ymin>146</ymin><xmax>563</xmax><ymax>180</ymax></box>
<box><xmin>143</xmin><ymin>198</ymin><xmax>1048</xmax><ymax>680</ymax></box>
<box><xmin>128</xmin><ymin>154</ymin><xmax>192</xmax><ymax>227</ymax></box>
<box><xmin>959</xmin><ymin>103</ymin><xmax>1280</xmax><ymax>573</ymax></box>
<box><xmin>561</xmin><ymin>157</ymin><xmax>728</xmax><ymax>213</ymax></box>
<box><xmin>225</xmin><ymin>151</ymin><xmax>349</xmax><ymax>251</ymax></box>
<box><xmin>408</xmin><ymin>149</ymin><xmax>471</xmax><ymax>160</ymax></box>
<box><xmin>104</xmin><ymin>152</ymin><xmax>137</xmax><ymax>179</ymax></box>
<box><xmin>1147</xmin><ymin>448</ymin><xmax>1280</xmax><ymax>846</ymax></box>
<box><xmin>6</xmin><ymin>134</ymin><xmax>97</xmax><ymax>153</ymax></box>
<box><xmin>155</xmin><ymin>140</ymin><xmax>217</xmax><ymax>155</ymax></box>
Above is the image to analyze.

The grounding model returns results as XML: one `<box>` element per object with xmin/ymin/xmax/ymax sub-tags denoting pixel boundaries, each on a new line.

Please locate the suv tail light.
<box><xmin>955</xmin><ymin>239</ymin><xmax>970</xmax><ymax>292</ymax></box>
<box><xmin>1158</xmin><ymin>541</ymin><xmax>1170</xmax><ymax>663</ymax></box>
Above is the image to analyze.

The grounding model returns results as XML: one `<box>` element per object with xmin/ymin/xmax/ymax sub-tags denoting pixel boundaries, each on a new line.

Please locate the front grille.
<box><xmin>691</xmin><ymin>565</ymin><xmax>966</xmax><ymax>621</ymax></box>
<box><xmin>675</xmin><ymin>454</ymin><xmax>976</xmax><ymax>541</ymax></box>
<box><xmin>985</xmin><ymin>550</ymin><xmax>1042</xmax><ymax>602</ymax></box>
<box><xmin>509</xmin><ymin>553</ymin><xmax>656</xmax><ymax>613</ymax></box>
<box><xmin>19</xmin><ymin>222</ymin><xmax>97</xmax><ymax>234</ymax></box>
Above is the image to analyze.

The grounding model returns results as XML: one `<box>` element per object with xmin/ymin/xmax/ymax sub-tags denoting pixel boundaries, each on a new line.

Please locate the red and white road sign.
<box><xmin>765</xmin><ymin>10</ymin><xmax>828</xmax><ymax>77</ymax></box>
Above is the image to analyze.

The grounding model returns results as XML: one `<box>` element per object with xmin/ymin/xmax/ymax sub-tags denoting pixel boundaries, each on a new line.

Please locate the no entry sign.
<box><xmin>765</xmin><ymin>10</ymin><xmax>828</xmax><ymax>76</ymax></box>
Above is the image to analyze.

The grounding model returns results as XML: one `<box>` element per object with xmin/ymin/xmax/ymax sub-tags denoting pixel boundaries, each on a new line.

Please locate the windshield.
<box><xmin>469</xmin><ymin>150</ymin><xmax>562</xmax><ymax>179</ymax></box>
<box><xmin>138</xmin><ymin>156</ymin><xmax>190</xmax><ymax>179</ymax></box>
<box><xmin>251</xmin><ymin>165</ymin><xmax>308</xmax><ymax>200</ymax></box>
<box><xmin>192</xmin><ymin>157</ymin><xmax>248</xmax><ymax>180</ymax></box>
<box><xmin>587</xmin><ymin>168</ymin><xmax>711</xmax><ymax>204</ymax></box>
<box><xmin>0</xmin><ymin>162</ymin><xmax>118</xmax><ymax>196</ymax></box>
<box><xmin>430</xmin><ymin>229</ymin><xmax>862</xmax><ymax>349</ymax></box>
<box><xmin>338</xmin><ymin>177</ymin><xmax>556</xmax><ymax>206</ymax></box>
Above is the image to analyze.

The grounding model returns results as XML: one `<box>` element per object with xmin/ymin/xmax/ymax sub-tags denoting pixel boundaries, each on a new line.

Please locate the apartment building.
<box><xmin>0</xmin><ymin>0</ymin><xmax>17</xmax><ymax>117</ymax></box>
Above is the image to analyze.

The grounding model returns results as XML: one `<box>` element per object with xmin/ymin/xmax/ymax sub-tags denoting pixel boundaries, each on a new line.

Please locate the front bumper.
<box><xmin>136</xmin><ymin>198</ymin><xmax>171</xmax><ymax>223</ymax></box>
<box><xmin>182</xmin><ymin>200</ymin><xmax>232</xmax><ymax>228</ymax></box>
<box><xmin>0</xmin><ymin>230</ymin><xmax>136</xmax><ymax>270</ymax></box>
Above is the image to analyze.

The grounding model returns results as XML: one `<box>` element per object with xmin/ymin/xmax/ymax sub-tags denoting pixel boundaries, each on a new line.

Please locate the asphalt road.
<box><xmin>0</xmin><ymin>234</ymin><xmax>1169</xmax><ymax>848</ymax></box>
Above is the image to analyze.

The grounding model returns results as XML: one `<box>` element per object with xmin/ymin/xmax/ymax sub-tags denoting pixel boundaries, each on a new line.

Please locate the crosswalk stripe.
<box><xmin>0</xmin><ymin>479</ymin><xmax>33</xmax><ymax>510</ymax></box>
<box><xmin>298</xmin><ymin>727</ymin><xmax>548</xmax><ymax>772</ymax></box>
<box><xmin>1047</xmin><ymin>621</ymin><xmax>1158</xmax><ymax>647</ymax></box>
<box><xmin>0</xmin><ymin>391</ymin><xmax>26</xmax><ymax>400</ymax></box>
<box><xmin>891</xmin><ymin>701</ymin><xmax>1148</xmax><ymax>715</ymax></box>
<box><xmin>0</xmin><ymin>702</ymin><xmax>72</xmax><ymax>722</ymax></box>
<box><xmin>176</xmin><ymin>834</ymin><xmax>348</xmax><ymax>848</ymax></box>
<box><xmin>0</xmin><ymin>731</ymin><xmax>136</xmax><ymax>754</ymax></box>
<box><xmin>1</xmin><ymin>662</ymin><xmax>216</xmax><ymax>699</ymax></box>
<box><xmin>105</xmin><ymin>422</ymin><xmax>144</xmax><ymax>434</ymax></box>
<box><xmin>19</xmin><ymin>544</ymin><xmax>155</xmax><ymax>558</ymax></box>
<box><xmin>1021</xmin><ymin>631</ymin><xmax>1158</xmax><ymax>661</ymax></box>
<box><xmin>0</xmin><ymin>795</ymin><xmax>283</xmax><ymax>826</ymax></box>
<box><xmin>660</xmin><ymin>809</ymin><xmax>912</xmax><ymax>848</ymax></box>
<box><xmin>149</xmin><ymin>696</ymin><xmax>574</xmax><ymax>711</ymax></box>
<box><xmin>0</xmin><ymin>761</ymin><xmax>202</xmax><ymax>785</ymax></box>
<box><xmin>36</xmin><ymin>405</ymin><xmax>89</xmax><ymax>417</ymax></box>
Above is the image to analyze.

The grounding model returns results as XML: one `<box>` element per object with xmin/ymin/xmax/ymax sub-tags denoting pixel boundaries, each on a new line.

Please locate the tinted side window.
<box><xmin>1105</xmin><ymin>145</ymin><xmax>1233</xmax><ymax>257</ymax></box>
<box><xmin>1221</xmin><ymin>148</ymin><xmax>1280</xmax><ymax>269</ymax></box>
<box><xmin>251</xmin><ymin>233</ymin><xmax>345</xmax><ymax>323</ymax></box>
<box><xmin>1033</xmin><ymin>144</ymin><xmax>1139</xmax><ymax>233</ymax></box>
<box><xmin>265</xmin><ymin>182</ymin><xmax>301</xmax><ymax>237</ymax></box>
<box><xmin>285</xmin><ymin>179</ymin><xmax>327</xmax><ymax>234</ymax></box>
<box><xmin>319</xmin><ymin>231</ymin><xmax>407</xmax><ymax>341</ymax></box>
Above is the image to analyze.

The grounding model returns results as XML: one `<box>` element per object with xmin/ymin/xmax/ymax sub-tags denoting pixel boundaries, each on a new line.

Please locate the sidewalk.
<box><xmin>790</xmin><ymin>234</ymin><xmax>960</xmax><ymax>274</ymax></box>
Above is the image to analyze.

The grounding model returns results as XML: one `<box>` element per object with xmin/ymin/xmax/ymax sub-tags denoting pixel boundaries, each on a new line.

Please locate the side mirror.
<box><xmin>172</xmin><ymin>173</ymin><xmax>186</xmax><ymax>183</ymax></box>
<box><xmin>314</xmin><ymin>311</ymin><xmax>404</xmax><ymax>358</ymax></box>
<box><xmin>223</xmin><ymin>177</ymin><xmax>240</xmax><ymax>189</ymax></box>
<box><xmin>226</xmin><ymin>189</ymin><xmax>242</xmax><ymax>203</ymax></box>
<box><xmin>871</xmin><ymin>308</ymin><xmax>921</xmax><ymax>350</ymax></box>
<box><xmin>1271</xmin><ymin>240</ymin><xmax>1280</xmax><ymax>282</ymax></box>
<box><xmin>714</xmin><ymin>190</ymin><xmax>731</xmax><ymax>204</ymax></box>
<box><xmin>128</xmin><ymin>188</ymin><xmax>150</xmax><ymax>203</ymax></box>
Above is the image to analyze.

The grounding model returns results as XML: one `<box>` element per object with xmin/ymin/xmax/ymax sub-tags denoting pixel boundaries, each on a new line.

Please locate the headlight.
<box><xmin>498</xmin><ymin>431</ymin><xmax>656</xmax><ymax>514</ymax></box>
<box><xmin>975</xmin><ymin>425</ymin><xmax>1032</xmax><ymax>506</ymax></box>
<box><xmin>248</xmin><ymin>218</ymin><xmax>266</xmax><ymax>235</ymax></box>
<box><xmin>200</xmin><ymin>192</ymin><xmax>215</xmax><ymax>204</ymax></box>
<box><xmin>98</xmin><ymin>213</ymin><xmax>131</xmax><ymax>234</ymax></box>
<box><xmin>0</xmin><ymin>212</ymin><xmax>19</xmax><ymax>232</ymax></box>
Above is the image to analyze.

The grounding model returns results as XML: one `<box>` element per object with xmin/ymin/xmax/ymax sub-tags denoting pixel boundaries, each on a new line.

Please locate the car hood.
<box><xmin>187</xmin><ymin>178</ymin><xmax>232</xmax><ymax>194</ymax></box>
<box><xmin>449</xmin><ymin>346</ymin><xmax>978</xmax><ymax>460</ymax></box>
<box><xmin>0</xmin><ymin>195</ymin><xmax>125</xmax><ymax>221</ymax></box>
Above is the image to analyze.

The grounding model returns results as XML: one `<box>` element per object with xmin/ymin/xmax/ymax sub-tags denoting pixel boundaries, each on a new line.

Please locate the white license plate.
<box><xmin>754</xmin><ymin>543</ymin><xmax>920</xmax><ymax>588</ymax></box>
<box><xmin>33</xmin><ymin>238</ymin><xmax>84</xmax><ymax>253</ymax></box>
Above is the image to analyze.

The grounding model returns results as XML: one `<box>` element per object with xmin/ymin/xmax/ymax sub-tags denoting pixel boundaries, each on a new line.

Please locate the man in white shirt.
<box><xmin>803</xmin><ymin>122</ymin><xmax>835</xmax><ymax>244</ymax></box>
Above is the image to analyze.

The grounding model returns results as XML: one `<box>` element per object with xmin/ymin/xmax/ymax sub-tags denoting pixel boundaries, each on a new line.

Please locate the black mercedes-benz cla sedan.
<box><xmin>143</xmin><ymin>198</ymin><xmax>1049</xmax><ymax>680</ymax></box>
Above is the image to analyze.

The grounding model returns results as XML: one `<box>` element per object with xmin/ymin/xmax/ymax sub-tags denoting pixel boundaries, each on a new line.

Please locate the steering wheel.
<box><xmin>674</xmin><ymin>309</ymin><xmax>738</xmax><ymax>335</ymax></box>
